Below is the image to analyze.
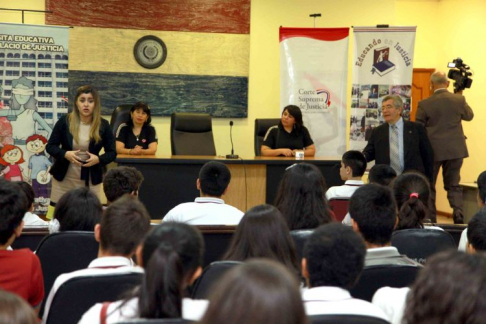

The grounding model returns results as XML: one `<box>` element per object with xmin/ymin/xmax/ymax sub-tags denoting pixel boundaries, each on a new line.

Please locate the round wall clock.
<box><xmin>133</xmin><ymin>35</ymin><xmax>167</xmax><ymax>69</ymax></box>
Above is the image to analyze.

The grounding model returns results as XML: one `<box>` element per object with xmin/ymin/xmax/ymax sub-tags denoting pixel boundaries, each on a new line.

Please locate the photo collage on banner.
<box><xmin>280</xmin><ymin>27</ymin><xmax>349</xmax><ymax>158</ymax></box>
<box><xmin>0</xmin><ymin>23</ymin><xmax>69</xmax><ymax>215</ymax></box>
<box><xmin>350</xmin><ymin>27</ymin><xmax>416</xmax><ymax>151</ymax></box>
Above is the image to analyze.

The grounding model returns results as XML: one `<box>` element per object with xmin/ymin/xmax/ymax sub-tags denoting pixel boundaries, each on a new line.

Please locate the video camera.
<box><xmin>447</xmin><ymin>58</ymin><xmax>473</xmax><ymax>93</ymax></box>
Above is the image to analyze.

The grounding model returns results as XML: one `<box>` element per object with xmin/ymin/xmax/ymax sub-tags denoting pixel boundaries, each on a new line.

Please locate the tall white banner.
<box><xmin>280</xmin><ymin>27</ymin><xmax>349</xmax><ymax>158</ymax></box>
<box><xmin>350</xmin><ymin>26</ymin><xmax>416</xmax><ymax>151</ymax></box>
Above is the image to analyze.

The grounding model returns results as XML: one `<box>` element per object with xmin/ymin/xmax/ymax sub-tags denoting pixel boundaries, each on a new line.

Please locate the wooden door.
<box><xmin>411</xmin><ymin>68</ymin><xmax>435</xmax><ymax>121</ymax></box>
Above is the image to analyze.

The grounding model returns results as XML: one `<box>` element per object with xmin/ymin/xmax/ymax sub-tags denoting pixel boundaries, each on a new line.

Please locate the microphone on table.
<box><xmin>226</xmin><ymin>121</ymin><xmax>239</xmax><ymax>159</ymax></box>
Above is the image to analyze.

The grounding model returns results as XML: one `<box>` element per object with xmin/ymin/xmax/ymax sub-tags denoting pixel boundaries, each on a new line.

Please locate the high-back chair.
<box><xmin>170</xmin><ymin>113</ymin><xmax>216</xmax><ymax>156</ymax></box>
<box><xmin>254</xmin><ymin>118</ymin><xmax>280</xmax><ymax>156</ymax></box>
<box><xmin>110</xmin><ymin>104</ymin><xmax>132</xmax><ymax>136</ymax></box>
<box><xmin>36</xmin><ymin>231</ymin><xmax>99</xmax><ymax>317</ymax></box>
<box><xmin>11</xmin><ymin>226</ymin><xmax>49</xmax><ymax>251</ymax></box>
<box><xmin>197</xmin><ymin>225</ymin><xmax>236</xmax><ymax>267</ymax></box>
<box><xmin>328</xmin><ymin>197</ymin><xmax>351</xmax><ymax>222</ymax></box>
<box><xmin>391</xmin><ymin>228</ymin><xmax>456</xmax><ymax>264</ymax></box>
<box><xmin>44</xmin><ymin>272</ymin><xmax>143</xmax><ymax>324</ymax></box>
<box><xmin>190</xmin><ymin>261</ymin><xmax>242</xmax><ymax>299</ymax></box>
<box><xmin>290</xmin><ymin>229</ymin><xmax>314</xmax><ymax>263</ymax></box>
<box><xmin>309</xmin><ymin>314</ymin><xmax>390</xmax><ymax>324</ymax></box>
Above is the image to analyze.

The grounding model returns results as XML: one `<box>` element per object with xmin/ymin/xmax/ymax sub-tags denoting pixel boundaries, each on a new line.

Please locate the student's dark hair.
<box><xmin>368</xmin><ymin>164</ymin><xmax>397</xmax><ymax>186</ymax></box>
<box><xmin>198</xmin><ymin>161</ymin><xmax>231</xmax><ymax>197</ymax></box>
<box><xmin>53</xmin><ymin>187</ymin><xmax>102</xmax><ymax>231</ymax></box>
<box><xmin>342</xmin><ymin>150</ymin><xmax>367</xmax><ymax>177</ymax></box>
<box><xmin>223</xmin><ymin>204</ymin><xmax>300</xmax><ymax>277</ymax></box>
<box><xmin>200</xmin><ymin>259</ymin><xmax>308</xmax><ymax>324</ymax></box>
<box><xmin>403</xmin><ymin>250</ymin><xmax>486</xmax><ymax>324</ymax></box>
<box><xmin>103</xmin><ymin>166</ymin><xmax>144</xmax><ymax>203</ymax></box>
<box><xmin>281</xmin><ymin>105</ymin><xmax>304</xmax><ymax>134</ymax></box>
<box><xmin>0</xmin><ymin>180</ymin><xmax>28</xmax><ymax>245</ymax></box>
<box><xmin>393</xmin><ymin>172</ymin><xmax>431</xmax><ymax>230</ymax></box>
<box><xmin>134</xmin><ymin>222</ymin><xmax>204</xmax><ymax>319</ymax></box>
<box><xmin>349</xmin><ymin>184</ymin><xmax>397</xmax><ymax>245</ymax></box>
<box><xmin>100</xmin><ymin>195</ymin><xmax>151</xmax><ymax>256</ymax></box>
<box><xmin>304</xmin><ymin>223</ymin><xmax>366</xmax><ymax>289</ymax></box>
<box><xmin>16</xmin><ymin>181</ymin><xmax>34</xmax><ymax>210</ymax></box>
<box><xmin>0</xmin><ymin>290</ymin><xmax>38</xmax><ymax>324</ymax></box>
<box><xmin>275</xmin><ymin>163</ymin><xmax>334</xmax><ymax>230</ymax></box>
<box><xmin>477</xmin><ymin>171</ymin><xmax>486</xmax><ymax>206</ymax></box>
<box><xmin>467</xmin><ymin>208</ymin><xmax>486</xmax><ymax>251</ymax></box>
<box><xmin>127</xmin><ymin>101</ymin><xmax>152</xmax><ymax>128</ymax></box>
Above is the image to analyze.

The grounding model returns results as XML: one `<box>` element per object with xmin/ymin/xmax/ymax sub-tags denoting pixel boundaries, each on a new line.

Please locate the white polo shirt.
<box><xmin>372</xmin><ymin>286</ymin><xmax>410</xmax><ymax>324</ymax></box>
<box><xmin>163</xmin><ymin>197</ymin><xmax>244</xmax><ymax>225</ymax></box>
<box><xmin>326</xmin><ymin>180</ymin><xmax>364</xmax><ymax>200</ymax></box>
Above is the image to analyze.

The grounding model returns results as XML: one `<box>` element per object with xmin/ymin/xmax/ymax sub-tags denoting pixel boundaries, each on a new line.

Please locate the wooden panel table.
<box><xmin>116</xmin><ymin>155</ymin><xmax>342</xmax><ymax>219</ymax></box>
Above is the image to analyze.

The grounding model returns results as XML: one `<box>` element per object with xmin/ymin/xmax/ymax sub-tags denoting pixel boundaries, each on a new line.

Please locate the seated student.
<box><xmin>49</xmin><ymin>187</ymin><xmax>102</xmax><ymax>234</ymax></box>
<box><xmin>368</xmin><ymin>164</ymin><xmax>397</xmax><ymax>187</ymax></box>
<box><xmin>261</xmin><ymin>105</ymin><xmax>315</xmax><ymax>157</ymax></box>
<box><xmin>116</xmin><ymin>102</ymin><xmax>158</xmax><ymax>156</ymax></box>
<box><xmin>0</xmin><ymin>290</ymin><xmax>38</xmax><ymax>324</ymax></box>
<box><xmin>16</xmin><ymin>181</ymin><xmax>48</xmax><ymax>226</ymax></box>
<box><xmin>301</xmin><ymin>223</ymin><xmax>388</xmax><ymax>320</ymax></box>
<box><xmin>42</xmin><ymin>195</ymin><xmax>151</xmax><ymax>322</ymax></box>
<box><xmin>373</xmin><ymin>250</ymin><xmax>486</xmax><ymax>324</ymax></box>
<box><xmin>200</xmin><ymin>259</ymin><xmax>307</xmax><ymax>324</ymax></box>
<box><xmin>80</xmin><ymin>222</ymin><xmax>208</xmax><ymax>323</ymax></box>
<box><xmin>0</xmin><ymin>180</ymin><xmax>44</xmax><ymax>311</ymax></box>
<box><xmin>349</xmin><ymin>184</ymin><xmax>421</xmax><ymax>267</ymax></box>
<box><xmin>466</xmin><ymin>208</ymin><xmax>486</xmax><ymax>253</ymax></box>
<box><xmin>163</xmin><ymin>161</ymin><xmax>244</xmax><ymax>225</ymax></box>
<box><xmin>103</xmin><ymin>166</ymin><xmax>144</xmax><ymax>205</ymax></box>
<box><xmin>326</xmin><ymin>150</ymin><xmax>367</xmax><ymax>200</ymax></box>
<box><xmin>275</xmin><ymin>163</ymin><xmax>334</xmax><ymax>230</ymax></box>
<box><xmin>222</xmin><ymin>204</ymin><xmax>300</xmax><ymax>278</ymax></box>
<box><xmin>458</xmin><ymin>170</ymin><xmax>486</xmax><ymax>251</ymax></box>
<box><xmin>393</xmin><ymin>172</ymin><xmax>442</xmax><ymax>230</ymax></box>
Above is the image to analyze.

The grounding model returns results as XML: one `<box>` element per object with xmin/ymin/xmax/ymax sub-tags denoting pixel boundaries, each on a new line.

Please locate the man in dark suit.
<box><xmin>362</xmin><ymin>94</ymin><xmax>434</xmax><ymax>189</ymax></box>
<box><xmin>416</xmin><ymin>71</ymin><xmax>474</xmax><ymax>224</ymax></box>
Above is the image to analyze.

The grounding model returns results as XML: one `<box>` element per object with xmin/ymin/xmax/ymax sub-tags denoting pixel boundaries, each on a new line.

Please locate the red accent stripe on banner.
<box><xmin>279</xmin><ymin>27</ymin><xmax>349</xmax><ymax>42</ymax></box>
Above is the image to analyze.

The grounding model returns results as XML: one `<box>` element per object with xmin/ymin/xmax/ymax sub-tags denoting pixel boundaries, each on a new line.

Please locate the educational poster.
<box><xmin>0</xmin><ymin>23</ymin><xmax>69</xmax><ymax>215</ymax></box>
<box><xmin>280</xmin><ymin>27</ymin><xmax>349</xmax><ymax>158</ymax></box>
<box><xmin>350</xmin><ymin>26</ymin><xmax>416</xmax><ymax>151</ymax></box>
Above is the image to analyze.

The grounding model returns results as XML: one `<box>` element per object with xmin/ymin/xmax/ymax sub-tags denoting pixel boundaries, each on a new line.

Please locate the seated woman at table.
<box><xmin>116</xmin><ymin>102</ymin><xmax>158</xmax><ymax>155</ymax></box>
<box><xmin>261</xmin><ymin>105</ymin><xmax>315</xmax><ymax>157</ymax></box>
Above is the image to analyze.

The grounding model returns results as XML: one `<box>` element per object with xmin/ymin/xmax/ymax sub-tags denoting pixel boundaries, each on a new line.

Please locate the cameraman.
<box><xmin>416</xmin><ymin>71</ymin><xmax>474</xmax><ymax>224</ymax></box>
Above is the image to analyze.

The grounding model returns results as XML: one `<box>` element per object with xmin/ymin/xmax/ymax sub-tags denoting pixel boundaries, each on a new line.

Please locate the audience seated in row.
<box><xmin>200</xmin><ymin>259</ymin><xmax>307</xmax><ymax>324</ymax></box>
<box><xmin>80</xmin><ymin>222</ymin><xmax>208</xmax><ymax>323</ymax></box>
<box><xmin>163</xmin><ymin>161</ymin><xmax>244</xmax><ymax>225</ymax></box>
<box><xmin>0</xmin><ymin>180</ymin><xmax>44</xmax><ymax>311</ymax></box>
<box><xmin>42</xmin><ymin>195</ymin><xmax>151</xmax><ymax>322</ymax></box>
<box><xmin>326</xmin><ymin>150</ymin><xmax>367</xmax><ymax>200</ymax></box>
<box><xmin>16</xmin><ymin>182</ymin><xmax>49</xmax><ymax>227</ymax></box>
<box><xmin>49</xmin><ymin>187</ymin><xmax>102</xmax><ymax>234</ymax></box>
<box><xmin>103</xmin><ymin>166</ymin><xmax>144</xmax><ymax>205</ymax></box>
<box><xmin>222</xmin><ymin>204</ymin><xmax>300</xmax><ymax>278</ymax></box>
<box><xmin>0</xmin><ymin>289</ymin><xmax>38</xmax><ymax>324</ymax></box>
<box><xmin>302</xmin><ymin>223</ymin><xmax>388</xmax><ymax>321</ymax></box>
<box><xmin>373</xmin><ymin>250</ymin><xmax>486</xmax><ymax>324</ymax></box>
<box><xmin>275</xmin><ymin>163</ymin><xmax>334</xmax><ymax>230</ymax></box>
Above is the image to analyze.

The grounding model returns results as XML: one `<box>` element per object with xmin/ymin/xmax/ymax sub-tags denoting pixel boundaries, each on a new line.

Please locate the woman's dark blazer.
<box><xmin>46</xmin><ymin>115</ymin><xmax>117</xmax><ymax>186</ymax></box>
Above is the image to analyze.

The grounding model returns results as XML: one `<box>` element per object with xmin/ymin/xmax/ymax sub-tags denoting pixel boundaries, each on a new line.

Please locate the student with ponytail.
<box><xmin>79</xmin><ymin>222</ymin><xmax>207</xmax><ymax>323</ymax></box>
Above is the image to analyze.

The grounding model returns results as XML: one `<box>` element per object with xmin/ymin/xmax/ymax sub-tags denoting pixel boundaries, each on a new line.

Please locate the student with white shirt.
<box><xmin>16</xmin><ymin>182</ymin><xmax>48</xmax><ymax>227</ymax></box>
<box><xmin>42</xmin><ymin>195</ymin><xmax>151</xmax><ymax>323</ymax></box>
<box><xmin>80</xmin><ymin>222</ymin><xmax>208</xmax><ymax>323</ymax></box>
<box><xmin>163</xmin><ymin>161</ymin><xmax>243</xmax><ymax>225</ymax></box>
<box><xmin>301</xmin><ymin>223</ymin><xmax>388</xmax><ymax>321</ymax></box>
<box><xmin>326</xmin><ymin>150</ymin><xmax>367</xmax><ymax>200</ymax></box>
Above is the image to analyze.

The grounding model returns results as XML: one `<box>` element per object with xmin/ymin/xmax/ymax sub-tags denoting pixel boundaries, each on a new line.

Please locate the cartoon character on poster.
<box><xmin>0</xmin><ymin>145</ymin><xmax>27</xmax><ymax>181</ymax></box>
<box><xmin>26</xmin><ymin>134</ymin><xmax>52</xmax><ymax>200</ymax></box>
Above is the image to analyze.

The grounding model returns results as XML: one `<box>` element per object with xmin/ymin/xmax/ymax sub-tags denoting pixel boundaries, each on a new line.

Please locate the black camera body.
<box><xmin>447</xmin><ymin>58</ymin><xmax>473</xmax><ymax>93</ymax></box>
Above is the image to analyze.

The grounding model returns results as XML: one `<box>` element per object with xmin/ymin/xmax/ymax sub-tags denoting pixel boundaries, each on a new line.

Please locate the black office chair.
<box><xmin>391</xmin><ymin>228</ymin><xmax>456</xmax><ymax>264</ymax></box>
<box><xmin>290</xmin><ymin>229</ymin><xmax>314</xmax><ymax>262</ymax></box>
<box><xmin>350</xmin><ymin>264</ymin><xmax>420</xmax><ymax>302</ymax></box>
<box><xmin>118</xmin><ymin>319</ymin><xmax>189</xmax><ymax>324</ymax></box>
<box><xmin>170</xmin><ymin>113</ymin><xmax>216</xmax><ymax>155</ymax></box>
<box><xmin>44</xmin><ymin>272</ymin><xmax>143</xmax><ymax>324</ymax></box>
<box><xmin>36</xmin><ymin>231</ymin><xmax>99</xmax><ymax>317</ymax></box>
<box><xmin>110</xmin><ymin>104</ymin><xmax>132</xmax><ymax>136</ymax></box>
<box><xmin>11</xmin><ymin>226</ymin><xmax>49</xmax><ymax>251</ymax></box>
<box><xmin>197</xmin><ymin>225</ymin><xmax>236</xmax><ymax>267</ymax></box>
<box><xmin>309</xmin><ymin>314</ymin><xmax>390</xmax><ymax>324</ymax></box>
<box><xmin>254</xmin><ymin>118</ymin><xmax>280</xmax><ymax>156</ymax></box>
<box><xmin>191</xmin><ymin>261</ymin><xmax>242</xmax><ymax>299</ymax></box>
<box><xmin>431</xmin><ymin>223</ymin><xmax>467</xmax><ymax>247</ymax></box>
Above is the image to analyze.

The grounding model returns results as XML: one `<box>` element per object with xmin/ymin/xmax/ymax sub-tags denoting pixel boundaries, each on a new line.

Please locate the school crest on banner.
<box><xmin>0</xmin><ymin>23</ymin><xmax>69</xmax><ymax>214</ymax></box>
